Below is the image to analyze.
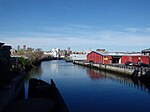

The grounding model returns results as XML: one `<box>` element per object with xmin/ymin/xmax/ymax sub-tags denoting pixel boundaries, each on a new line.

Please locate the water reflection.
<box><xmin>24</xmin><ymin>66</ymin><xmax>43</xmax><ymax>99</ymax></box>
<box><xmin>24</xmin><ymin>60</ymin><xmax>150</xmax><ymax>112</ymax></box>
<box><xmin>87</xmin><ymin>68</ymin><xmax>105</xmax><ymax>80</ymax></box>
<box><xmin>26</xmin><ymin>61</ymin><xmax>150</xmax><ymax>95</ymax></box>
<box><xmin>26</xmin><ymin>65</ymin><xmax>43</xmax><ymax>79</ymax></box>
<box><xmin>87</xmin><ymin>67</ymin><xmax>150</xmax><ymax>94</ymax></box>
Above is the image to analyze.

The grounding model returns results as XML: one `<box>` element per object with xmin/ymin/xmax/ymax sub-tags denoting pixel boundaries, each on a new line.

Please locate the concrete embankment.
<box><xmin>0</xmin><ymin>72</ymin><xmax>26</xmax><ymax>112</ymax></box>
<box><xmin>74</xmin><ymin>61</ymin><xmax>150</xmax><ymax>76</ymax></box>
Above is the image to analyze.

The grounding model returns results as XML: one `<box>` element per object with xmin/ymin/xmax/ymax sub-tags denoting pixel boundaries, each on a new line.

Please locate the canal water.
<box><xmin>25</xmin><ymin>60</ymin><xmax>150</xmax><ymax>112</ymax></box>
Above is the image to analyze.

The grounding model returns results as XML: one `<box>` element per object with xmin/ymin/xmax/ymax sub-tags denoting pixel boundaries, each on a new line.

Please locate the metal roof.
<box><xmin>142</xmin><ymin>48</ymin><xmax>150</xmax><ymax>53</ymax></box>
<box><xmin>93</xmin><ymin>51</ymin><xmax>142</xmax><ymax>56</ymax></box>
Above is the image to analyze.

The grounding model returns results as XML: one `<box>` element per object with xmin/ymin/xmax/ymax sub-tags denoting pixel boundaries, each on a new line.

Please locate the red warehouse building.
<box><xmin>87</xmin><ymin>51</ymin><xmax>112</xmax><ymax>64</ymax></box>
<box><xmin>87</xmin><ymin>51</ymin><xmax>149</xmax><ymax>65</ymax></box>
<box><xmin>121</xmin><ymin>56</ymin><xmax>149</xmax><ymax>64</ymax></box>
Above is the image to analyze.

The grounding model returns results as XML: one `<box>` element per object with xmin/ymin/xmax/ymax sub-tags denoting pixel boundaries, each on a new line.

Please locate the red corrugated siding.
<box><xmin>87</xmin><ymin>51</ymin><xmax>149</xmax><ymax>64</ymax></box>
<box><xmin>138</xmin><ymin>56</ymin><xmax>149</xmax><ymax>64</ymax></box>
<box><xmin>121</xmin><ymin>56</ymin><xmax>131</xmax><ymax>64</ymax></box>
<box><xmin>87</xmin><ymin>51</ymin><xmax>103</xmax><ymax>63</ymax></box>
<box><xmin>87</xmin><ymin>51</ymin><xmax>111</xmax><ymax>64</ymax></box>
<box><xmin>121</xmin><ymin>56</ymin><xmax>149</xmax><ymax>64</ymax></box>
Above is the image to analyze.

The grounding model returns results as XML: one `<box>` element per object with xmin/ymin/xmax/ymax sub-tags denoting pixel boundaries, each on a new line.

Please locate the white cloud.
<box><xmin>123</xmin><ymin>27</ymin><xmax>138</xmax><ymax>33</ymax></box>
<box><xmin>1</xmin><ymin>25</ymin><xmax>150</xmax><ymax>51</ymax></box>
<box><xmin>66</xmin><ymin>23</ymin><xmax>91</xmax><ymax>29</ymax></box>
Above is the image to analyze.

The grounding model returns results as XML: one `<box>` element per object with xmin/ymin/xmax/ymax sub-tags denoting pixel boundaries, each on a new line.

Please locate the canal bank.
<box><xmin>0</xmin><ymin>58</ymin><xmax>43</xmax><ymax>111</ymax></box>
<box><xmin>0</xmin><ymin>58</ymin><xmax>59</xmax><ymax>111</ymax></box>
<box><xmin>73</xmin><ymin>61</ymin><xmax>150</xmax><ymax>77</ymax></box>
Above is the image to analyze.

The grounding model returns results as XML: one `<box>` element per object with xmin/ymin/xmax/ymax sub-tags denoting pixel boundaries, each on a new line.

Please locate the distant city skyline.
<box><xmin>0</xmin><ymin>0</ymin><xmax>150</xmax><ymax>52</ymax></box>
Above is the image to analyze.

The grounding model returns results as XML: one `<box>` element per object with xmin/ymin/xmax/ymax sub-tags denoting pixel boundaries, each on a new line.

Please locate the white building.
<box><xmin>51</xmin><ymin>48</ymin><xmax>60</xmax><ymax>57</ymax></box>
<box><xmin>70</xmin><ymin>50</ymin><xmax>91</xmax><ymax>61</ymax></box>
<box><xmin>43</xmin><ymin>48</ymin><xmax>60</xmax><ymax>58</ymax></box>
<box><xmin>70</xmin><ymin>54</ymin><xmax>87</xmax><ymax>61</ymax></box>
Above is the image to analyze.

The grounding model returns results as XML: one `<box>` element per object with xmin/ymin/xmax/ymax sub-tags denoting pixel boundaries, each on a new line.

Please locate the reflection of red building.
<box><xmin>87</xmin><ymin>69</ymin><xmax>103</xmax><ymax>80</ymax></box>
<box><xmin>87</xmin><ymin>51</ymin><xmax>149</xmax><ymax>64</ymax></box>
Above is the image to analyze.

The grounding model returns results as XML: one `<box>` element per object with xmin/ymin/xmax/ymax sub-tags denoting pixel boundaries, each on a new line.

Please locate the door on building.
<box><xmin>112</xmin><ymin>56</ymin><xmax>121</xmax><ymax>63</ymax></box>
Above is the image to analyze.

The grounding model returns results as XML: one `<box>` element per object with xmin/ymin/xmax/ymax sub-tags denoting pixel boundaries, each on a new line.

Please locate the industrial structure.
<box><xmin>86</xmin><ymin>51</ymin><xmax>149</xmax><ymax>65</ymax></box>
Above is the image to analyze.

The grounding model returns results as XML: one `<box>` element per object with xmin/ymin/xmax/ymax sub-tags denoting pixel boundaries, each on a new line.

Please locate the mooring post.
<box><xmin>140</xmin><ymin>67</ymin><xmax>143</xmax><ymax>76</ymax></box>
<box><xmin>105</xmin><ymin>64</ymin><xmax>106</xmax><ymax>71</ymax></box>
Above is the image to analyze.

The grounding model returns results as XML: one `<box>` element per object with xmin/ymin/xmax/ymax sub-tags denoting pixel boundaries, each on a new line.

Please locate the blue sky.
<box><xmin>0</xmin><ymin>0</ymin><xmax>150</xmax><ymax>52</ymax></box>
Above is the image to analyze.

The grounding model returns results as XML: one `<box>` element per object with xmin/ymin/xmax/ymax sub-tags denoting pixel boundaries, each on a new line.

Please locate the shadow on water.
<box><xmin>24</xmin><ymin>65</ymin><xmax>43</xmax><ymax>99</ymax></box>
<box><xmin>25</xmin><ymin>65</ymin><xmax>43</xmax><ymax>79</ymax></box>
<box><xmin>139</xmin><ymin>71</ymin><xmax>150</xmax><ymax>93</ymax></box>
<box><xmin>87</xmin><ymin>68</ymin><xmax>150</xmax><ymax>94</ymax></box>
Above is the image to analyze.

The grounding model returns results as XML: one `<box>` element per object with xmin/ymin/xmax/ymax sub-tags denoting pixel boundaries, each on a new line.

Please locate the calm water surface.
<box><xmin>26</xmin><ymin>60</ymin><xmax>150</xmax><ymax>112</ymax></box>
